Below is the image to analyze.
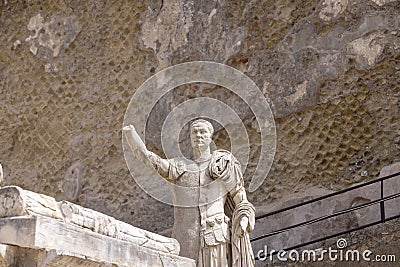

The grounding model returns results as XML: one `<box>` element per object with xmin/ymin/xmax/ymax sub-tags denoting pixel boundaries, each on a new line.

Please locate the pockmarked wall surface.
<box><xmin>1</xmin><ymin>0</ymin><xmax>399</xmax><ymax>238</ymax></box>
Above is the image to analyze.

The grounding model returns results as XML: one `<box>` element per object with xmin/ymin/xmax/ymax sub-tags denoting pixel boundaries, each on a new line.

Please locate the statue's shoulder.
<box><xmin>212</xmin><ymin>149</ymin><xmax>233</xmax><ymax>156</ymax></box>
<box><xmin>211</xmin><ymin>149</ymin><xmax>237</xmax><ymax>161</ymax></box>
<box><xmin>209</xmin><ymin>149</ymin><xmax>241</xmax><ymax>180</ymax></box>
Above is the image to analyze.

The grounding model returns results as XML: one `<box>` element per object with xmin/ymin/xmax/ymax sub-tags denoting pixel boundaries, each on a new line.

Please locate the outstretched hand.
<box><xmin>122</xmin><ymin>124</ymin><xmax>148</xmax><ymax>155</ymax></box>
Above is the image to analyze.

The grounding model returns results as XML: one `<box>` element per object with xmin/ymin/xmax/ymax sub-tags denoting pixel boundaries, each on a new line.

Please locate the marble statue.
<box><xmin>123</xmin><ymin>119</ymin><xmax>255</xmax><ymax>267</ymax></box>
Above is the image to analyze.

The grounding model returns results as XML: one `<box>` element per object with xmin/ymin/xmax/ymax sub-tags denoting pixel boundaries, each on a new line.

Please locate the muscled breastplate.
<box><xmin>170</xmin><ymin>158</ymin><xmax>228</xmax><ymax>263</ymax></box>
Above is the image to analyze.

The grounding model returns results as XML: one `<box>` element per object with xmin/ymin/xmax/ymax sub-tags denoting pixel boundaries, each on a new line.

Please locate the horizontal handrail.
<box><xmin>255</xmin><ymin>213</ymin><xmax>400</xmax><ymax>260</ymax></box>
<box><xmin>251</xmin><ymin>191</ymin><xmax>400</xmax><ymax>242</ymax></box>
<box><xmin>256</xmin><ymin>171</ymin><xmax>400</xmax><ymax>220</ymax></box>
<box><xmin>252</xmin><ymin>171</ymin><xmax>400</xmax><ymax>261</ymax></box>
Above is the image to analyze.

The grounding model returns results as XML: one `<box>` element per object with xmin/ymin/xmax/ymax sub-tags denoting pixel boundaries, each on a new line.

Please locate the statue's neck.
<box><xmin>193</xmin><ymin>147</ymin><xmax>211</xmax><ymax>162</ymax></box>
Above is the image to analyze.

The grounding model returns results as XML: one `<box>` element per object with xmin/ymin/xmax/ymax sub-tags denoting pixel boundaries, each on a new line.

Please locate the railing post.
<box><xmin>380</xmin><ymin>179</ymin><xmax>385</xmax><ymax>222</ymax></box>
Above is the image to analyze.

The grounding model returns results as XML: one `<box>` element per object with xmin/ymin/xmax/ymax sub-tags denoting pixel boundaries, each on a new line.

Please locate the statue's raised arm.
<box><xmin>123</xmin><ymin>125</ymin><xmax>170</xmax><ymax>178</ymax></box>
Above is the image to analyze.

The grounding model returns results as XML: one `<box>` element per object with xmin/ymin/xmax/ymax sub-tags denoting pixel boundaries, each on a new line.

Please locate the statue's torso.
<box><xmin>170</xmin><ymin>158</ymin><xmax>229</xmax><ymax>263</ymax></box>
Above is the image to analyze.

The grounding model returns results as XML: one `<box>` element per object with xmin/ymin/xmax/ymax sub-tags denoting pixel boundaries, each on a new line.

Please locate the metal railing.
<box><xmin>251</xmin><ymin>171</ymin><xmax>400</xmax><ymax>260</ymax></box>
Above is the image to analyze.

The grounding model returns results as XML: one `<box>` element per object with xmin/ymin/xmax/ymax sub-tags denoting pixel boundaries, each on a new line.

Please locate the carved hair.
<box><xmin>190</xmin><ymin>119</ymin><xmax>214</xmax><ymax>136</ymax></box>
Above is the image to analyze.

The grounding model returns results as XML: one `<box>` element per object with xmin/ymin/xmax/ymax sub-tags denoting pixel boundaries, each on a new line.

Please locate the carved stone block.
<box><xmin>0</xmin><ymin>215</ymin><xmax>194</xmax><ymax>266</ymax></box>
<box><xmin>0</xmin><ymin>186</ymin><xmax>179</xmax><ymax>255</ymax></box>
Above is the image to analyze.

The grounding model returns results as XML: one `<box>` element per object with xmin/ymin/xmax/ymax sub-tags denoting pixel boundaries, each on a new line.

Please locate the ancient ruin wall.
<box><xmin>1</xmin><ymin>0</ymin><xmax>399</xmax><ymax>236</ymax></box>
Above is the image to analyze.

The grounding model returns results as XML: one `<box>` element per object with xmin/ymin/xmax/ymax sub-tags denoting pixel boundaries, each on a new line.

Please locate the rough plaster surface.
<box><xmin>319</xmin><ymin>0</ymin><xmax>348</xmax><ymax>21</ymax></box>
<box><xmin>348</xmin><ymin>33</ymin><xmax>386</xmax><ymax>67</ymax></box>
<box><xmin>0</xmin><ymin>0</ymin><xmax>399</xmax><ymax>258</ymax></box>
<box><xmin>141</xmin><ymin>0</ymin><xmax>194</xmax><ymax>69</ymax></box>
<box><xmin>25</xmin><ymin>13</ymin><xmax>81</xmax><ymax>57</ymax></box>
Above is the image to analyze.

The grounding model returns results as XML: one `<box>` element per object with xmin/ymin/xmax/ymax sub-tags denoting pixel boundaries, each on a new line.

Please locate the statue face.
<box><xmin>190</xmin><ymin>122</ymin><xmax>212</xmax><ymax>149</ymax></box>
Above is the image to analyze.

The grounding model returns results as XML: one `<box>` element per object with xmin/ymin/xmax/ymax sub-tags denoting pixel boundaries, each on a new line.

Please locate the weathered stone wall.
<box><xmin>1</xmin><ymin>0</ymin><xmax>399</xmax><ymax>242</ymax></box>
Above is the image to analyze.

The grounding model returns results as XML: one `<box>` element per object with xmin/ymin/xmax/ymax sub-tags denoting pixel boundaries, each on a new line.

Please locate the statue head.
<box><xmin>190</xmin><ymin>119</ymin><xmax>214</xmax><ymax>150</ymax></box>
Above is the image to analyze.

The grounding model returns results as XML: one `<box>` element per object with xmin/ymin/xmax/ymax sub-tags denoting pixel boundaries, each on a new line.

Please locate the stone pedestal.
<box><xmin>0</xmin><ymin>186</ymin><xmax>195</xmax><ymax>267</ymax></box>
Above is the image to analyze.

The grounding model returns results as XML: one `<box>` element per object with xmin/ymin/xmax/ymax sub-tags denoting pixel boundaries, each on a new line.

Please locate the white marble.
<box><xmin>0</xmin><ymin>185</ymin><xmax>180</xmax><ymax>255</ymax></box>
<box><xmin>124</xmin><ymin>119</ymin><xmax>256</xmax><ymax>266</ymax></box>
<box><xmin>0</xmin><ymin>215</ymin><xmax>194</xmax><ymax>267</ymax></box>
